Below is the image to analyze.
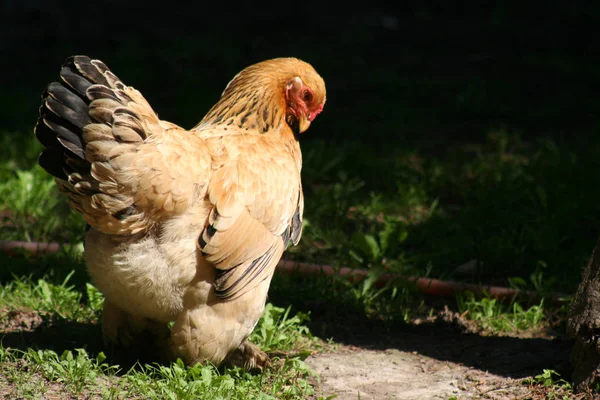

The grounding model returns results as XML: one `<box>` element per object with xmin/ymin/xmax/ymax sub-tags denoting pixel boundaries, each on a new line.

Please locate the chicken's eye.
<box><xmin>302</xmin><ymin>90</ymin><xmax>313</xmax><ymax>103</ymax></box>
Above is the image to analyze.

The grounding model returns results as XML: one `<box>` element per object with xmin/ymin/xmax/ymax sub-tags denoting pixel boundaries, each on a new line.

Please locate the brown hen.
<box><xmin>34</xmin><ymin>56</ymin><xmax>326</xmax><ymax>370</ymax></box>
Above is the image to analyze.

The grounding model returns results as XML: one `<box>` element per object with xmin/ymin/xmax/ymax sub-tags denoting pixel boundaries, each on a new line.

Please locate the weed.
<box><xmin>456</xmin><ymin>292</ymin><xmax>546</xmax><ymax>333</ymax></box>
<box><xmin>250</xmin><ymin>303</ymin><xmax>312</xmax><ymax>354</ymax></box>
<box><xmin>526</xmin><ymin>369</ymin><xmax>582</xmax><ymax>400</ymax></box>
<box><xmin>0</xmin><ymin>271</ymin><xmax>96</xmax><ymax>322</ymax></box>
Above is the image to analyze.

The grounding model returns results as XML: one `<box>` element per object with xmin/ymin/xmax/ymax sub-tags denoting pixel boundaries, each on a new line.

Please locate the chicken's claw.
<box><xmin>226</xmin><ymin>339</ymin><xmax>271</xmax><ymax>372</ymax></box>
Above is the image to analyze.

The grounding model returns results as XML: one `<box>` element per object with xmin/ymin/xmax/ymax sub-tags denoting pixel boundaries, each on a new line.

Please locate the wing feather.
<box><xmin>198</xmin><ymin>136</ymin><xmax>303</xmax><ymax>300</ymax></box>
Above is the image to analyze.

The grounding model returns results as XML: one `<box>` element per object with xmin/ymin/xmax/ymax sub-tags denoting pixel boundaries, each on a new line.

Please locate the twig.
<box><xmin>0</xmin><ymin>240</ymin><xmax>62</xmax><ymax>256</ymax></box>
<box><xmin>277</xmin><ymin>260</ymin><xmax>570</xmax><ymax>305</ymax></box>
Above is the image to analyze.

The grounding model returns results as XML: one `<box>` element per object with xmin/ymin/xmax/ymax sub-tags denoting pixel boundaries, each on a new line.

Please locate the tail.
<box><xmin>35</xmin><ymin>56</ymin><xmax>124</xmax><ymax>180</ymax></box>
<box><xmin>34</xmin><ymin>56</ymin><xmax>158</xmax><ymax>235</ymax></box>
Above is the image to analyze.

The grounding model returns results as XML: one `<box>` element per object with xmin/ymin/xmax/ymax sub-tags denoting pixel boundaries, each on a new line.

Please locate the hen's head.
<box><xmin>278</xmin><ymin>59</ymin><xmax>326</xmax><ymax>134</ymax></box>
<box><xmin>213</xmin><ymin>58</ymin><xmax>326</xmax><ymax>135</ymax></box>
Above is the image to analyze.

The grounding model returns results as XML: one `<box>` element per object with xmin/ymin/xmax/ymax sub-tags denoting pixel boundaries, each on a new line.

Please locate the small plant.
<box><xmin>0</xmin><ymin>271</ymin><xmax>96</xmax><ymax>322</ymax></box>
<box><xmin>250</xmin><ymin>303</ymin><xmax>312</xmax><ymax>354</ymax></box>
<box><xmin>28</xmin><ymin>348</ymin><xmax>117</xmax><ymax>394</ymax></box>
<box><xmin>0</xmin><ymin>166</ymin><xmax>83</xmax><ymax>243</ymax></box>
<box><xmin>456</xmin><ymin>292</ymin><xmax>546</xmax><ymax>333</ymax></box>
<box><xmin>532</xmin><ymin>369</ymin><xmax>570</xmax><ymax>388</ymax></box>
<box><xmin>526</xmin><ymin>369</ymin><xmax>580</xmax><ymax>400</ymax></box>
<box><xmin>121</xmin><ymin>356</ymin><xmax>317</xmax><ymax>399</ymax></box>
<box><xmin>85</xmin><ymin>282</ymin><xmax>105</xmax><ymax>314</ymax></box>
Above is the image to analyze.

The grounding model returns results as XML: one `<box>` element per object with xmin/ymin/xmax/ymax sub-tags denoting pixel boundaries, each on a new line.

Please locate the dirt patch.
<box><xmin>292</xmin><ymin>300</ymin><xmax>578</xmax><ymax>399</ymax></box>
<box><xmin>0</xmin><ymin>308</ymin><xmax>43</xmax><ymax>333</ymax></box>
<box><xmin>307</xmin><ymin>348</ymin><xmax>531</xmax><ymax>399</ymax></box>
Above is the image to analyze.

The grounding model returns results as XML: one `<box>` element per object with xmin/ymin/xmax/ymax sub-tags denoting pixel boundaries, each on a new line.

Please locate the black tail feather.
<box><xmin>46</xmin><ymin>82</ymin><xmax>88</xmax><ymax>117</ymax></box>
<box><xmin>37</xmin><ymin>149</ymin><xmax>69</xmax><ymax>179</ymax></box>
<box><xmin>71</xmin><ymin>57</ymin><xmax>110</xmax><ymax>87</ymax></box>
<box><xmin>60</xmin><ymin>65</ymin><xmax>93</xmax><ymax>97</ymax></box>
<box><xmin>43</xmin><ymin>94</ymin><xmax>90</xmax><ymax>131</ymax></box>
<box><xmin>41</xmin><ymin>116</ymin><xmax>85</xmax><ymax>158</ymax></box>
<box><xmin>35</xmin><ymin>55</ymin><xmax>111</xmax><ymax>180</ymax></box>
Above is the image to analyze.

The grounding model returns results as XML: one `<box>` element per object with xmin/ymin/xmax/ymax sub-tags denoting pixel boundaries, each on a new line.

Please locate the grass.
<box><xmin>0</xmin><ymin>132</ymin><xmax>82</xmax><ymax>244</ymax></box>
<box><xmin>296</xmin><ymin>130</ymin><xmax>600</xmax><ymax>296</ymax></box>
<box><xmin>0</xmin><ymin>269</ymin><xmax>322</xmax><ymax>399</ymax></box>
<box><xmin>1</xmin><ymin>341</ymin><xmax>318</xmax><ymax>400</ymax></box>
<box><xmin>1</xmin><ymin>271</ymin><xmax>96</xmax><ymax>322</ymax></box>
<box><xmin>524</xmin><ymin>369</ymin><xmax>590</xmax><ymax>400</ymax></box>
<box><xmin>456</xmin><ymin>292</ymin><xmax>547</xmax><ymax>334</ymax></box>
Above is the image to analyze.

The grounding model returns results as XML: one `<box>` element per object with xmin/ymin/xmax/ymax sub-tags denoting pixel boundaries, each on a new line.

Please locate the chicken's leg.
<box><xmin>226</xmin><ymin>339</ymin><xmax>270</xmax><ymax>371</ymax></box>
<box><xmin>102</xmin><ymin>299</ymin><xmax>171</xmax><ymax>364</ymax></box>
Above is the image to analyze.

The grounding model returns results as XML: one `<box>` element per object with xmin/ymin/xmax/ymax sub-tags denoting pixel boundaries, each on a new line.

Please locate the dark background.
<box><xmin>2</xmin><ymin>2</ymin><xmax>600</xmax><ymax>294</ymax></box>
<box><xmin>2</xmin><ymin>2</ymin><xmax>599</xmax><ymax>145</ymax></box>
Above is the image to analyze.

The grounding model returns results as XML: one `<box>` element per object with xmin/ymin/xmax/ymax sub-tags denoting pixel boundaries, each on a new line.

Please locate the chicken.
<box><xmin>34</xmin><ymin>55</ymin><xmax>326</xmax><ymax>370</ymax></box>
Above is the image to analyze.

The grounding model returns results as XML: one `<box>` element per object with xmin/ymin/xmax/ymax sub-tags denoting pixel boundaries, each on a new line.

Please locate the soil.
<box><xmin>295</xmin><ymin>303</ymin><xmax>582</xmax><ymax>400</ymax></box>
<box><xmin>307</xmin><ymin>348</ymin><xmax>528</xmax><ymax>399</ymax></box>
<box><xmin>306</xmin><ymin>340</ymin><xmax>570</xmax><ymax>400</ymax></box>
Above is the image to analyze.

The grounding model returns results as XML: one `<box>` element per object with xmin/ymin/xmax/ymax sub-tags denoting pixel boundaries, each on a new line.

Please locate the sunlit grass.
<box><xmin>0</xmin><ymin>272</ymin><xmax>321</xmax><ymax>399</ymax></box>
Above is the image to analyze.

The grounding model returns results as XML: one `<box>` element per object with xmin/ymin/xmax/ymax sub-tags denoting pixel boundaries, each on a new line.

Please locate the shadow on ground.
<box><xmin>0</xmin><ymin>311</ymin><xmax>169</xmax><ymax>369</ymax></box>
<box><xmin>270</xmin><ymin>279</ymin><xmax>573</xmax><ymax>381</ymax></box>
<box><xmin>1</xmin><ymin>316</ymin><xmax>103</xmax><ymax>357</ymax></box>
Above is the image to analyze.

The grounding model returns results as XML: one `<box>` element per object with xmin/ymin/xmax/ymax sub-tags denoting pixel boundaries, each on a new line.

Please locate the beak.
<box><xmin>298</xmin><ymin>116</ymin><xmax>311</xmax><ymax>133</ymax></box>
